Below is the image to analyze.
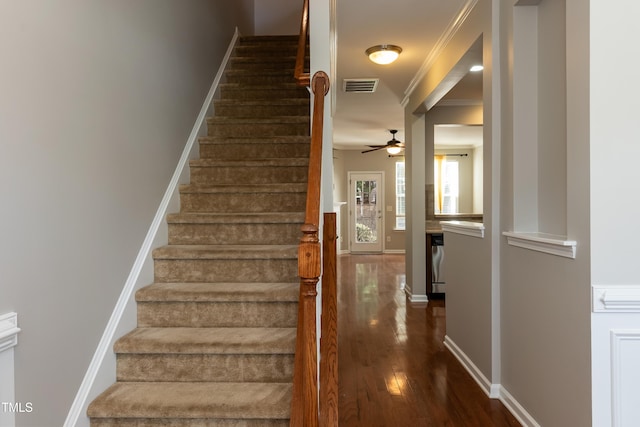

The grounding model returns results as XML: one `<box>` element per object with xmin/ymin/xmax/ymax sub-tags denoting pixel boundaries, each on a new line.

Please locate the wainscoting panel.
<box><xmin>592</xmin><ymin>284</ymin><xmax>640</xmax><ymax>426</ymax></box>
<box><xmin>0</xmin><ymin>312</ymin><xmax>20</xmax><ymax>427</ymax></box>
<box><xmin>611</xmin><ymin>330</ymin><xmax>640</xmax><ymax>426</ymax></box>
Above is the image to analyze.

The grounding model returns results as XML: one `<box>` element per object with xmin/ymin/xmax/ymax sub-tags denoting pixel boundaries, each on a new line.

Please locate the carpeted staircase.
<box><xmin>87</xmin><ymin>35</ymin><xmax>310</xmax><ymax>426</ymax></box>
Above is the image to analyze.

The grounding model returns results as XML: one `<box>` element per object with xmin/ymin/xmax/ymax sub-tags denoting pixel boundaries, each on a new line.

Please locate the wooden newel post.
<box><xmin>297</xmin><ymin>223</ymin><xmax>320</xmax><ymax>427</ymax></box>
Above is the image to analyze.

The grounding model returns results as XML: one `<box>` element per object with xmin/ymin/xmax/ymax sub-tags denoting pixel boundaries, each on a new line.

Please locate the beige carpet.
<box><xmin>88</xmin><ymin>35</ymin><xmax>309</xmax><ymax>426</ymax></box>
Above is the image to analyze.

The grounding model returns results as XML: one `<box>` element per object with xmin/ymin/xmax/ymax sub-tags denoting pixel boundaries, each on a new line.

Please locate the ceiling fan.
<box><xmin>361</xmin><ymin>129</ymin><xmax>405</xmax><ymax>154</ymax></box>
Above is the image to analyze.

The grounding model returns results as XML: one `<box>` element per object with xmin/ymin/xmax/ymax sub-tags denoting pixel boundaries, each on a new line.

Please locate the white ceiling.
<box><xmin>333</xmin><ymin>0</ymin><xmax>483</xmax><ymax>151</ymax></box>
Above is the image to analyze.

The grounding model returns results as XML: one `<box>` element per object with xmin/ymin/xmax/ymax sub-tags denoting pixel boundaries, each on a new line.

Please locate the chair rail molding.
<box><xmin>593</xmin><ymin>285</ymin><xmax>640</xmax><ymax>313</ymax></box>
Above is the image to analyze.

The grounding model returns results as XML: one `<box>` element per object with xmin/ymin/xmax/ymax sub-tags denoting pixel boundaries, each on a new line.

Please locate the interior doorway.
<box><xmin>348</xmin><ymin>172</ymin><xmax>384</xmax><ymax>253</ymax></box>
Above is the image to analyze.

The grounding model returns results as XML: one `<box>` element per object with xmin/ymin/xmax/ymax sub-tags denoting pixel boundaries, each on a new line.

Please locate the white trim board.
<box><xmin>0</xmin><ymin>312</ymin><xmax>19</xmax><ymax>427</ymax></box>
<box><xmin>402</xmin><ymin>0</ymin><xmax>479</xmax><ymax>107</ymax></box>
<box><xmin>503</xmin><ymin>231</ymin><xmax>576</xmax><ymax>259</ymax></box>
<box><xmin>0</xmin><ymin>312</ymin><xmax>20</xmax><ymax>354</ymax></box>
<box><xmin>497</xmin><ymin>385</ymin><xmax>542</xmax><ymax>427</ymax></box>
<box><xmin>441</xmin><ymin>220</ymin><xmax>485</xmax><ymax>238</ymax></box>
<box><xmin>444</xmin><ymin>335</ymin><xmax>542</xmax><ymax>426</ymax></box>
<box><xmin>63</xmin><ymin>28</ymin><xmax>240</xmax><ymax>427</ymax></box>
<box><xmin>444</xmin><ymin>335</ymin><xmax>496</xmax><ymax>398</ymax></box>
<box><xmin>593</xmin><ymin>285</ymin><xmax>640</xmax><ymax>313</ymax></box>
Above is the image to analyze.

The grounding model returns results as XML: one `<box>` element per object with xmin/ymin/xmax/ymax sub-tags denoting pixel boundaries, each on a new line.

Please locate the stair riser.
<box><xmin>154</xmin><ymin>259</ymin><xmax>298</xmax><ymax>283</ymax></box>
<box><xmin>168</xmin><ymin>223</ymin><xmax>302</xmax><ymax>245</ymax></box>
<box><xmin>225</xmin><ymin>73</ymin><xmax>297</xmax><ymax>85</ymax></box>
<box><xmin>137</xmin><ymin>301</ymin><xmax>297</xmax><ymax>328</ymax></box>
<box><xmin>180</xmin><ymin>193</ymin><xmax>306</xmax><ymax>213</ymax></box>
<box><xmin>220</xmin><ymin>86</ymin><xmax>308</xmax><ymax>100</ymax></box>
<box><xmin>207</xmin><ymin>122</ymin><xmax>309</xmax><ymax>138</ymax></box>
<box><xmin>116</xmin><ymin>353</ymin><xmax>294</xmax><ymax>383</ymax></box>
<box><xmin>229</xmin><ymin>58</ymin><xmax>297</xmax><ymax>71</ymax></box>
<box><xmin>214</xmin><ymin>103</ymin><xmax>309</xmax><ymax>118</ymax></box>
<box><xmin>190</xmin><ymin>166</ymin><xmax>308</xmax><ymax>185</ymax></box>
<box><xmin>234</xmin><ymin>46</ymin><xmax>298</xmax><ymax>57</ymax></box>
<box><xmin>199</xmin><ymin>143</ymin><xmax>310</xmax><ymax>159</ymax></box>
<box><xmin>91</xmin><ymin>418</ymin><xmax>289</xmax><ymax>427</ymax></box>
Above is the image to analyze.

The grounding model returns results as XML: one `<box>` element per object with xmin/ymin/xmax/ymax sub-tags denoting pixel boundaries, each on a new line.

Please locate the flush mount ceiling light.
<box><xmin>470</xmin><ymin>64</ymin><xmax>484</xmax><ymax>72</ymax></box>
<box><xmin>366</xmin><ymin>45</ymin><xmax>402</xmax><ymax>65</ymax></box>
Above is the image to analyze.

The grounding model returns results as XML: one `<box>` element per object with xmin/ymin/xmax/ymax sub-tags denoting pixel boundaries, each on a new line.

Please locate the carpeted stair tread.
<box><xmin>87</xmin><ymin>382</ymin><xmax>292</xmax><ymax>419</ymax></box>
<box><xmin>89</xmin><ymin>34</ymin><xmax>307</xmax><ymax>425</ymax></box>
<box><xmin>199</xmin><ymin>135</ymin><xmax>310</xmax><ymax>144</ymax></box>
<box><xmin>114</xmin><ymin>327</ymin><xmax>296</xmax><ymax>354</ymax></box>
<box><xmin>166</xmin><ymin>212</ymin><xmax>304</xmax><ymax>225</ymax></box>
<box><xmin>136</xmin><ymin>282</ymin><xmax>298</xmax><ymax>303</ymax></box>
<box><xmin>179</xmin><ymin>183</ymin><xmax>307</xmax><ymax>194</ymax></box>
<box><xmin>214</xmin><ymin>98</ymin><xmax>308</xmax><ymax>106</ymax></box>
<box><xmin>189</xmin><ymin>158</ymin><xmax>308</xmax><ymax>168</ymax></box>
<box><xmin>152</xmin><ymin>244</ymin><xmax>298</xmax><ymax>260</ymax></box>
<box><xmin>206</xmin><ymin>116</ymin><xmax>309</xmax><ymax>125</ymax></box>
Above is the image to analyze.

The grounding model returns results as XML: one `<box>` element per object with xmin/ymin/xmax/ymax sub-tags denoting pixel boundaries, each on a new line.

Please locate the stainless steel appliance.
<box><xmin>431</xmin><ymin>233</ymin><xmax>445</xmax><ymax>295</ymax></box>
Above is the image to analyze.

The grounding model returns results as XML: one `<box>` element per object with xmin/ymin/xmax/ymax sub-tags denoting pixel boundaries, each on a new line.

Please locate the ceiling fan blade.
<box><xmin>366</xmin><ymin>144</ymin><xmax>386</xmax><ymax>148</ymax></box>
<box><xmin>361</xmin><ymin>146</ymin><xmax>386</xmax><ymax>154</ymax></box>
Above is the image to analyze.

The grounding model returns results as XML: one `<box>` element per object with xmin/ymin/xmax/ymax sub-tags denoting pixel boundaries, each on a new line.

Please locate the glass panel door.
<box><xmin>349</xmin><ymin>172</ymin><xmax>384</xmax><ymax>253</ymax></box>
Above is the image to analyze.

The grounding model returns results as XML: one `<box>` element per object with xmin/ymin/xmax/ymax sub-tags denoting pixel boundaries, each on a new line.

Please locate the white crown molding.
<box><xmin>441</xmin><ymin>220</ymin><xmax>485</xmax><ymax>238</ymax></box>
<box><xmin>435</xmin><ymin>99</ymin><xmax>483</xmax><ymax>107</ymax></box>
<box><xmin>63</xmin><ymin>27</ymin><xmax>241</xmax><ymax>427</ymax></box>
<box><xmin>593</xmin><ymin>285</ymin><xmax>640</xmax><ymax>313</ymax></box>
<box><xmin>503</xmin><ymin>231</ymin><xmax>576</xmax><ymax>259</ymax></box>
<box><xmin>402</xmin><ymin>0</ymin><xmax>479</xmax><ymax>106</ymax></box>
<box><xmin>0</xmin><ymin>312</ymin><xmax>20</xmax><ymax>354</ymax></box>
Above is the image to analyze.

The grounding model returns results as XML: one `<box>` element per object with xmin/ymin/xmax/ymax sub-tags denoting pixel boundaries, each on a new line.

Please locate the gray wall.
<box><xmin>500</xmin><ymin>0</ymin><xmax>591</xmax><ymax>425</ymax></box>
<box><xmin>404</xmin><ymin>0</ymin><xmax>495</xmax><ymax>340</ymax></box>
<box><xmin>333</xmin><ymin>149</ymin><xmax>406</xmax><ymax>253</ymax></box>
<box><xmin>254</xmin><ymin>0</ymin><xmax>301</xmax><ymax>35</ymax></box>
<box><xmin>0</xmin><ymin>2</ymin><xmax>253</xmax><ymax>425</ymax></box>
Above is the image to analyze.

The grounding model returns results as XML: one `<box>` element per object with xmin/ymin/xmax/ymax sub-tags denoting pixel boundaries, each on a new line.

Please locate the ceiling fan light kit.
<box><xmin>386</xmin><ymin>145</ymin><xmax>403</xmax><ymax>155</ymax></box>
<box><xmin>365</xmin><ymin>44</ymin><xmax>402</xmax><ymax>65</ymax></box>
<box><xmin>362</xmin><ymin>129</ymin><xmax>405</xmax><ymax>154</ymax></box>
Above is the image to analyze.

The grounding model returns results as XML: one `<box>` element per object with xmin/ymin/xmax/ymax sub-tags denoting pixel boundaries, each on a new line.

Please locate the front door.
<box><xmin>348</xmin><ymin>172</ymin><xmax>384</xmax><ymax>253</ymax></box>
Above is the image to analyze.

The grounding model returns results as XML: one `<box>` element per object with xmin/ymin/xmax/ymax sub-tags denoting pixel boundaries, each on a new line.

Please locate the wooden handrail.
<box><xmin>290</xmin><ymin>70</ymin><xmax>329</xmax><ymax>427</ymax></box>
<box><xmin>294</xmin><ymin>0</ymin><xmax>311</xmax><ymax>87</ymax></box>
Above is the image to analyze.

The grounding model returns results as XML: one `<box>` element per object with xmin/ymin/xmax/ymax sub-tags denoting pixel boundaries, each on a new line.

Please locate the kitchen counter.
<box><xmin>426</xmin><ymin>214</ymin><xmax>483</xmax><ymax>234</ymax></box>
<box><xmin>426</xmin><ymin>220</ymin><xmax>443</xmax><ymax>234</ymax></box>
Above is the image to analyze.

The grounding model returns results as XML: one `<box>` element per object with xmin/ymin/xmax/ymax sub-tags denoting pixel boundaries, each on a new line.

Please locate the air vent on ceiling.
<box><xmin>343</xmin><ymin>78</ymin><xmax>379</xmax><ymax>93</ymax></box>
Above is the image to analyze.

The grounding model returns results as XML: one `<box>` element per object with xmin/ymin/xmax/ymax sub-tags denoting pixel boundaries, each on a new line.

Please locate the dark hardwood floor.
<box><xmin>337</xmin><ymin>254</ymin><xmax>520</xmax><ymax>427</ymax></box>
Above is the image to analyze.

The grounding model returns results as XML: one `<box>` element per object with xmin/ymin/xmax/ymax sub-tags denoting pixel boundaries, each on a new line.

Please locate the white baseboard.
<box><xmin>404</xmin><ymin>287</ymin><xmax>428</xmax><ymax>303</ymax></box>
<box><xmin>383</xmin><ymin>249</ymin><xmax>406</xmax><ymax>254</ymax></box>
<box><xmin>443</xmin><ymin>335</ymin><xmax>495</xmax><ymax>397</ymax></box>
<box><xmin>63</xmin><ymin>28</ymin><xmax>240</xmax><ymax>427</ymax></box>
<box><xmin>443</xmin><ymin>335</ymin><xmax>541</xmax><ymax>426</ymax></box>
<box><xmin>497</xmin><ymin>385</ymin><xmax>541</xmax><ymax>427</ymax></box>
